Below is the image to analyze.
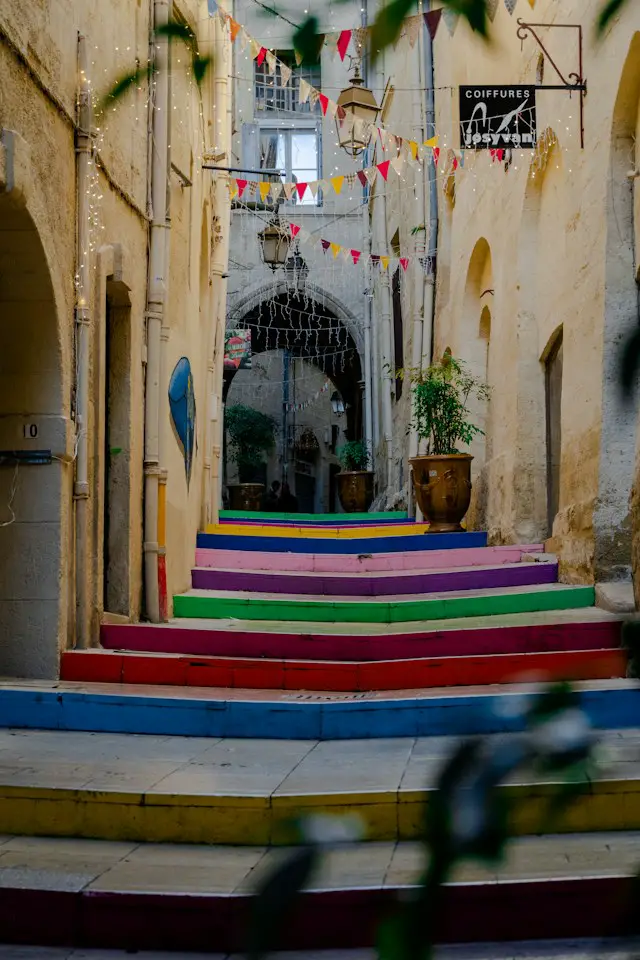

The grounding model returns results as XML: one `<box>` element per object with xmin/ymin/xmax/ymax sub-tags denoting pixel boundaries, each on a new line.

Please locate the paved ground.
<box><xmin>0</xmin><ymin>942</ymin><xmax>637</xmax><ymax>958</ymax></box>
<box><xmin>0</xmin><ymin>728</ymin><xmax>637</xmax><ymax>796</ymax></box>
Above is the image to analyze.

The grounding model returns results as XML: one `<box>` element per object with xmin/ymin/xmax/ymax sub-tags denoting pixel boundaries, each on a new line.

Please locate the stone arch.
<box><xmin>599</xmin><ymin>33</ymin><xmax>640</xmax><ymax>584</ymax></box>
<box><xmin>0</xmin><ymin>156</ymin><xmax>67</xmax><ymax>677</ymax></box>
<box><xmin>461</xmin><ymin>238</ymin><xmax>493</xmax><ymax>531</ymax></box>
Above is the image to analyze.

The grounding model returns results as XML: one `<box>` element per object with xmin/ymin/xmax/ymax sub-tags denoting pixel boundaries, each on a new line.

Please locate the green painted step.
<box><xmin>220</xmin><ymin>510</ymin><xmax>408</xmax><ymax>523</ymax></box>
<box><xmin>173</xmin><ymin>584</ymin><xmax>596</xmax><ymax>625</ymax></box>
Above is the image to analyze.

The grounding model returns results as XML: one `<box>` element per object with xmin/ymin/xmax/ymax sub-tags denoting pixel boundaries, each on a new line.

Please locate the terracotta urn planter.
<box><xmin>410</xmin><ymin>454</ymin><xmax>473</xmax><ymax>533</ymax></box>
<box><xmin>228</xmin><ymin>483</ymin><xmax>265</xmax><ymax>512</ymax></box>
<box><xmin>337</xmin><ymin>471</ymin><xmax>374</xmax><ymax>514</ymax></box>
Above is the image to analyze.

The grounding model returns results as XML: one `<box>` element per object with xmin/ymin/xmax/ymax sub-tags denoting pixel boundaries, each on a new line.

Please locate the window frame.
<box><xmin>258</xmin><ymin>119</ymin><xmax>323</xmax><ymax>208</ymax></box>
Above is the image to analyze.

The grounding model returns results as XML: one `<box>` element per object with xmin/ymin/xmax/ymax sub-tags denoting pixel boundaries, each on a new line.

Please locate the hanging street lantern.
<box><xmin>284</xmin><ymin>248</ymin><xmax>309</xmax><ymax>292</ymax></box>
<box><xmin>336</xmin><ymin>64</ymin><xmax>379</xmax><ymax>158</ymax></box>
<box><xmin>258</xmin><ymin>217</ymin><xmax>290</xmax><ymax>270</ymax></box>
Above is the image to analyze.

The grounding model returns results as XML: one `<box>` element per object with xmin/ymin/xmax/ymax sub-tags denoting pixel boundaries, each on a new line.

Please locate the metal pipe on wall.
<box><xmin>143</xmin><ymin>0</ymin><xmax>170</xmax><ymax>624</ymax></box>
<box><xmin>361</xmin><ymin>0</ymin><xmax>374</xmax><ymax>461</ymax></box>
<box><xmin>423</xmin><ymin>2</ymin><xmax>439</xmax><ymax>373</ymax></box>
<box><xmin>74</xmin><ymin>33</ymin><xmax>92</xmax><ymax>648</ymax></box>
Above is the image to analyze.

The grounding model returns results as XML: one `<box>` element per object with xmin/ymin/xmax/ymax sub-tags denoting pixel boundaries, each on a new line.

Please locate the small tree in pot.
<box><xmin>407</xmin><ymin>350</ymin><xmax>489</xmax><ymax>532</ymax></box>
<box><xmin>225</xmin><ymin>404</ymin><xmax>278</xmax><ymax>511</ymax></box>
<box><xmin>336</xmin><ymin>439</ymin><xmax>374</xmax><ymax>514</ymax></box>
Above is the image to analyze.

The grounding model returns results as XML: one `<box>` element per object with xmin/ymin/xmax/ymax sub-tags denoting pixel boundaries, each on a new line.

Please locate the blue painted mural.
<box><xmin>168</xmin><ymin>357</ymin><xmax>196</xmax><ymax>487</ymax></box>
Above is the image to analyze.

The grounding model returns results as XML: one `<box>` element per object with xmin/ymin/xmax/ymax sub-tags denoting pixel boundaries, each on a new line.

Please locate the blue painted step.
<box><xmin>196</xmin><ymin>531</ymin><xmax>489</xmax><ymax>555</ymax></box>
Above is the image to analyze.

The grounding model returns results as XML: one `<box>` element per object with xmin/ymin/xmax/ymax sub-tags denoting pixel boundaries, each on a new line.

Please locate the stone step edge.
<box><xmin>0</xmin><ymin>876</ymin><xmax>631</xmax><ymax>951</ymax></box>
<box><xmin>0</xmin><ymin>778</ymin><xmax>638</xmax><ymax>846</ymax></box>
<box><xmin>60</xmin><ymin>647</ymin><xmax>628</xmax><ymax>692</ymax></box>
<box><xmin>195</xmin><ymin>531</ymin><xmax>489</xmax><ymax>555</ymax></box>
<box><xmin>0</xmin><ymin>679</ymin><xmax>637</xmax><ymax>740</ymax></box>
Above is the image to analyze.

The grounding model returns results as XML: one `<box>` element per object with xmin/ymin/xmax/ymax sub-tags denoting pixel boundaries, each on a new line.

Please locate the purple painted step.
<box><xmin>100</xmin><ymin>612</ymin><xmax>621</xmax><ymax>662</ymax></box>
<box><xmin>195</xmin><ymin>544</ymin><xmax>544</xmax><ymax>574</ymax></box>
<box><xmin>191</xmin><ymin>561</ymin><xmax>558</xmax><ymax>596</ymax></box>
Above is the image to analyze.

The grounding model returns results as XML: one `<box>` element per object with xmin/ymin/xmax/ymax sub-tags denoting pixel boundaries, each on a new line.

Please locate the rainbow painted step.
<box><xmin>173</xmin><ymin>583</ymin><xmax>596</xmax><ymax>625</ymax></box>
<box><xmin>207</xmin><ymin>522</ymin><xmax>430</xmax><ymax>538</ymax></box>
<box><xmin>0</xmin><ymin>834</ymin><xmax>636</xmax><ymax>952</ymax></box>
<box><xmin>220</xmin><ymin>509</ymin><xmax>408</xmax><ymax>523</ymax></box>
<box><xmin>1</xmin><ymin>678</ymin><xmax>637</xmax><ymax>739</ymax></box>
<box><xmin>61</xmin><ymin>646</ymin><xmax>628</xmax><ymax>691</ymax></box>
<box><xmin>190</xmin><ymin>559</ymin><xmax>559</xmax><ymax>597</ymax></box>
<box><xmin>100</xmin><ymin>608</ymin><xmax>622</xmax><ymax>661</ymax></box>
<box><xmin>195</xmin><ymin>543</ymin><xmax>544</xmax><ymax>573</ymax></box>
<box><xmin>196</xmin><ymin>530</ymin><xmax>488</xmax><ymax>554</ymax></box>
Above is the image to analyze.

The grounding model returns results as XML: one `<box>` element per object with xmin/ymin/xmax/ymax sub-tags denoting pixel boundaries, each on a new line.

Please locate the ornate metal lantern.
<box><xmin>336</xmin><ymin>65</ymin><xmax>379</xmax><ymax>158</ymax></box>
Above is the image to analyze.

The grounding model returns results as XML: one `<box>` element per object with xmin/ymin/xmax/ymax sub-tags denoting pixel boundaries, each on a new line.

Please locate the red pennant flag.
<box><xmin>433</xmin><ymin>148</ymin><xmax>440</xmax><ymax>166</ymax></box>
<box><xmin>319</xmin><ymin>93</ymin><xmax>329</xmax><ymax>116</ymax></box>
<box><xmin>497</xmin><ymin>149</ymin><xmax>505</xmax><ymax>162</ymax></box>
<box><xmin>236</xmin><ymin>179</ymin><xmax>248</xmax><ymax>197</ymax></box>
<box><xmin>452</xmin><ymin>156</ymin><xmax>459</xmax><ymax>171</ymax></box>
<box><xmin>337</xmin><ymin>29</ymin><xmax>352</xmax><ymax>60</ymax></box>
<box><xmin>257</xmin><ymin>46</ymin><xmax>267</xmax><ymax>66</ymax></box>
<box><xmin>321</xmin><ymin>239</ymin><xmax>331</xmax><ymax>252</ymax></box>
<box><xmin>400</xmin><ymin>257</ymin><xmax>409</xmax><ymax>272</ymax></box>
<box><xmin>357</xmin><ymin>170</ymin><xmax>368</xmax><ymax>187</ymax></box>
<box><xmin>290</xmin><ymin>224</ymin><xmax>301</xmax><ymax>237</ymax></box>
<box><xmin>424</xmin><ymin>9</ymin><xmax>442</xmax><ymax>40</ymax></box>
<box><xmin>377</xmin><ymin>160</ymin><xmax>391</xmax><ymax>180</ymax></box>
<box><xmin>490</xmin><ymin>149</ymin><xmax>498</xmax><ymax>162</ymax></box>
<box><xmin>337</xmin><ymin>105</ymin><xmax>346</xmax><ymax>123</ymax></box>
<box><xmin>296</xmin><ymin>182</ymin><xmax>308</xmax><ymax>200</ymax></box>
<box><xmin>351</xmin><ymin>249</ymin><xmax>362</xmax><ymax>265</ymax></box>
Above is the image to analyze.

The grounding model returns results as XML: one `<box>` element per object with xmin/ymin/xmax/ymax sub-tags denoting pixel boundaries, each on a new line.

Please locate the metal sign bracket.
<box><xmin>516</xmin><ymin>19</ymin><xmax>587</xmax><ymax>148</ymax></box>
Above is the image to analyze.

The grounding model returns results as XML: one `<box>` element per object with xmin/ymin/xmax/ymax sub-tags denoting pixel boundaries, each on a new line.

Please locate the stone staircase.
<box><xmin>0</xmin><ymin>509</ymin><xmax>638</xmax><ymax>953</ymax></box>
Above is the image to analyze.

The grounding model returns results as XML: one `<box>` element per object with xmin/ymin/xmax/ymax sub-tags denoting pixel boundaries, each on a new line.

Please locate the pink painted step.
<box><xmin>195</xmin><ymin>544</ymin><xmax>544</xmax><ymax>574</ymax></box>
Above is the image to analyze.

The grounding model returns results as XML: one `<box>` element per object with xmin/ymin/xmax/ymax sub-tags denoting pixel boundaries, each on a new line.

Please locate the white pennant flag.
<box><xmin>299</xmin><ymin>79</ymin><xmax>312</xmax><ymax>104</ymax></box>
<box><xmin>280</xmin><ymin>62</ymin><xmax>292</xmax><ymax>86</ymax></box>
<box><xmin>365</xmin><ymin>167</ymin><xmax>378</xmax><ymax>186</ymax></box>
<box><xmin>266</xmin><ymin>51</ymin><xmax>277</xmax><ymax>74</ymax></box>
<box><xmin>283</xmin><ymin>183</ymin><xmax>296</xmax><ymax>200</ymax></box>
<box><xmin>442</xmin><ymin>8</ymin><xmax>459</xmax><ymax>35</ymax></box>
<box><xmin>391</xmin><ymin>153</ymin><xmax>405</xmax><ymax>176</ymax></box>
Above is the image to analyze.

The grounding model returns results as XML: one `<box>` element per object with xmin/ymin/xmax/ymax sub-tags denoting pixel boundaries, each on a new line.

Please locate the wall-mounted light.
<box><xmin>258</xmin><ymin>218</ymin><xmax>290</xmax><ymax>270</ymax></box>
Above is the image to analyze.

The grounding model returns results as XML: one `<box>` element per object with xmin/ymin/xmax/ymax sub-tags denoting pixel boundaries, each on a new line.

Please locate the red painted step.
<box><xmin>100</xmin><ymin>614</ymin><xmax>622</xmax><ymax>662</ymax></box>
<box><xmin>61</xmin><ymin>646</ymin><xmax>628</xmax><ymax>692</ymax></box>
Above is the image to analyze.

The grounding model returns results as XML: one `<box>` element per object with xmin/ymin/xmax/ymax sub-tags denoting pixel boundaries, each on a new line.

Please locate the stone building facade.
<box><xmin>0</xmin><ymin>0</ymin><xmax>231</xmax><ymax>677</ymax></box>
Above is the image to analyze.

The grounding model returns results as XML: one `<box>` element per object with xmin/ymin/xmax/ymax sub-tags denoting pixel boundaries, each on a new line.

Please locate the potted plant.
<box><xmin>225</xmin><ymin>404</ymin><xmax>278</xmax><ymax>511</ymax></box>
<box><xmin>407</xmin><ymin>350</ymin><xmax>489</xmax><ymax>532</ymax></box>
<box><xmin>336</xmin><ymin>439</ymin><xmax>374</xmax><ymax>513</ymax></box>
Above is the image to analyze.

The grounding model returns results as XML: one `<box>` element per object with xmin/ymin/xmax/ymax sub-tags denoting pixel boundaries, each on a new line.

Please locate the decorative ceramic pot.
<box><xmin>228</xmin><ymin>483</ymin><xmax>265</xmax><ymax>512</ymax></box>
<box><xmin>410</xmin><ymin>454</ymin><xmax>473</xmax><ymax>533</ymax></box>
<box><xmin>336</xmin><ymin>471</ymin><xmax>374</xmax><ymax>514</ymax></box>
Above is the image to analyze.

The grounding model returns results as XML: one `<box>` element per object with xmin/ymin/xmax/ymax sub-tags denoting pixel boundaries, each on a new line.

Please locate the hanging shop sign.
<box><xmin>459</xmin><ymin>86</ymin><xmax>537</xmax><ymax>150</ymax></box>
<box><xmin>224</xmin><ymin>329</ymin><xmax>252</xmax><ymax>371</ymax></box>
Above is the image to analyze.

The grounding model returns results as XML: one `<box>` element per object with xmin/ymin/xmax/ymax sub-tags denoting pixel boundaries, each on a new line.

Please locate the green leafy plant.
<box><xmin>225</xmin><ymin>404</ymin><xmax>277</xmax><ymax>483</ymax></box>
<box><xmin>404</xmin><ymin>350</ymin><xmax>490</xmax><ymax>456</ymax></box>
<box><xmin>337</xmin><ymin>439</ymin><xmax>371</xmax><ymax>472</ymax></box>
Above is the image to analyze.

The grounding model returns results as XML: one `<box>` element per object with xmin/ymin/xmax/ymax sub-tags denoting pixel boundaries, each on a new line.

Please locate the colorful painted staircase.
<box><xmin>0</xmin><ymin>510</ymin><xmax>637</xmax><ymax>953</ymax></box>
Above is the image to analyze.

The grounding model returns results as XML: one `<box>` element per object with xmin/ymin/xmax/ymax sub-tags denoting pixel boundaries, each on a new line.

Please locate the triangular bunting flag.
<box><xmin>405</xmin><ymin>14</ymin><xmax>422</xmax><ymax>47</ymax></box>
<box><xmin>283</xmin><ymin>183</ymin><xmax>295</xmax><ymax>200</ymax></box>
<box><xmin>381</xmin><ymin>256</ymin><xmax>390</xmax><ymax>271</ymax></box>
<box><xmin>486</xmin><ymin>0</ymin><xmax>499</xmax><ymax>20</ymax></box>
<box><xmin>266</xmin><ymin>50</ymin><xmax>277</xmax><ymax>74</ymax></box>
<box><xmin>337</xmin><ymin>29</ymin><xmax>352</xmax><ymax>60</ymax></box>
<box><xmin>296</xmin><ymin>182</ymin><xmax>308</xmax><ymax>200</ymax></box>
<box><xmin>256</xmin><ymin>46</ymin><xmax>267</xmax><ymax>66</ymax></box>
<box><xmin>247</xmin><ymin>182</ymin><xmax>257</xmax><ymax>197</ymax></box>
<box><xmin>452</xmin><ymin>156</ymin><xmax>459</xmax><ymax>171</ymax></box>
<box><xmin>330</xmin><ymin>175</ymin><xmax>345</xmax><ymax>195</ymax></box>
<box><xmin>236</xmin><ymin>178</ymin><xmax>248</xmax><ymax>197</ymax></box>
<box><xmin>504</xmin><ymin>0</ymin><xmax>518</xmax><ymax>12</ymax></box>
<box><xmin>352</xmin><ymin>27</ymin><xmax>367</xmax><ymax>56</ymax></box>
<box><xmin>400</xmin><ymin>257</ymin><xmax>409</xmax><ymax>272</ymax></box>
<box><xmin>433</xmin><ymin>147</ymin><xmax>440</xmax><ymax>165</ymax></box>
<box><xmin>229</xmin><ymin>180</ymin><xmax>238</xmax><ymax>199</ymax></box>
<box><xmin>290</xmin><ymin>223</ymin><xmax>301</xmax><ymax>237</ymax></box>
<box><xmin>337</xmin><ymin>105</ymin><xmax>346</xmax><ymax>123</ymax></box>
<box><xmin>319</xmin><ymin>93</ymin><xmax>330</xmax><ymax>116</ymax></box>
<box><xmin>424</xmin><ymin>8</ymin><xmax>442</xmax><ymax>39</ymax></box>
<box><xmin>365</xmin><ymin>167</ymin><xmax>378</xmax><ymax>186</ymax></box>
<box><xmin>321</xmin><ymin>239</ymin><xmax>331</xmax><ymax>252</ymax></box>
<box><xmin>229</xmin><ymin>18</ymin><xmax>241</xmax><ymax>42</ymax></box>
<box><xmin>330</xmin><ymin>243</ymin><xmax>341</xmax><ymax>259</ymax></box>
<box><xmin>377</xmin><ymin>160</ymin><xmax>391</xmax><ymax>180</ymax></box>
<box><xmin>341</xmin><ymin>247</ymin><xmax>351</xmax><ymax>262</ymax></box>
<box><xmin>207</xmin><ymin>0</ymin><xmax>218</xmax><ymax>14</ymax></box>
<box><xmin>326</xmin><ymin>32</ymin><xmax>340</xmax><ymax>59</ymax></box>
<box><xmin>294</xmin><ymin>49</ymin><xmax>303</xmax><ymax>66</ymax></box>
<box><xmin>391</xmin><ymin>154</ymin><xmax>405</xmax><ymax>176</ymax></box>
<box><xmin>527</xmin><ymin>0</ymin><xmax>536</xmax><ymax>6</ymax></box>
<box><xmin>424</xmin><ymin>136</ymin><xmax>439</xmax><ymax>148</ymax></box>
<box><xmin>327</xmin><ymin>99</ymin><xmax>338</xmax><ymax>119</ymax></box>
<box><xmin>442</xmin><ymin>8</ymin><xmax>459</xmax><ymax>35</ymax></box>
<box><xmin>345</xmin><ymin>173</ymin><xmax>357</xmax><ymax>189</ymax></box>
<box><xmin>409</xmin><ymin>141</ymin><xmax>419</xmax><ymax>161</ymax></box>
<box><xmin>299</xmin><ymin>79</ymin><xmax>311</xmax><ymax>104</ymax></box>
<box><xmin>308</xmin><ymin>181</ymin><xmax>320</xmax><ymax>198</ymax></box>
<box><xmin>258</xmin><ymin>181</ymin><xmax>271</xmax><ymax>202</ymax></box>
<box><xmin>459</xmin><ymin>151</ymin><xmax>465</xmax><ymax>168</ymax></box>
<box><xmin>250</xmin><ymin>39</ymin><xmax>261</xmax><ymax>59</ymax></box>
<box><xmin>271</xmin><ymin>182</ymin><xmax>283</xmax><ymax>201</ymax></box>
<box><xmin>357</xmin><ymin>170</ymin><xmax>368</xmax><ymax>188</ymax></box>
<box><xmin>280</xmin><ymin>62</ymin><xmax>292</xmax><ymax>86</ymax></box>
<box><xmin>351</xmin><ymin>249</ymin><xmax>362</xmax><ymax>265</ymax></box>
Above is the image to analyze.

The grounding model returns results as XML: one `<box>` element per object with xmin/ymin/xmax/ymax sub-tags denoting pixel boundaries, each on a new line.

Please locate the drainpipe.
<box><xmin>422</xmin><ymin>2</ymin><xmax>438</xmax><ymax>372</ymax></box>
<box><xmin>361</xmin><ymin>0</ymin><xmax>374</xmax><ymax>462</ymax></box>
<box><xmin>143</xmin><ymin>0</ymin><xmax>170</xmax><ymax>624</ymax></box>
<box><xmin>210</xmin><ymin>10</ymin><xmax>232</xmax><ymax>521</ymax></box>
<box><xmin>74</xmin><ymin>33</ymin><xmax>92</xmax><ymax>648</ymax></box>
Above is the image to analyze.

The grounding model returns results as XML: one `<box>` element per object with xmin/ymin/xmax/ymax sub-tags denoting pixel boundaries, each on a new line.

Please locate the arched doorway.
<box><xmin>0</xmin><ymin>190</ymin><xmax>65</xmax><ymax>677</ymax></box>
<box><xmin>223</xmin><ymin>291</ymin><xmax>362</xmax><ymax>511</ymax></box>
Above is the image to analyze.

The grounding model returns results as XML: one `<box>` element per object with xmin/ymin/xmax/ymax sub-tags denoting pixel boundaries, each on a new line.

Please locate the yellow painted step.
<box><xmin>205</xmin><ymin>523</ymin><xmax>430</xmax><ymax>539</ymax></box>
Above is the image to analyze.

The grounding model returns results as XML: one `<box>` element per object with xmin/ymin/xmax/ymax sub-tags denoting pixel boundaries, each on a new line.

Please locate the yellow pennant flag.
<box><xmin>424</xmin><ymin>136</ymin><xmax>439</xmax><ymax>149</ymax></box>
<box><xmin>229</xmin><ymin>180</ymin><xmax>239</xmax><ymax>199</ymax></box>
<box><xmin>330</xmin><ymin>175</ymin><xmax>345</xmax><ymax>195</ymax></box>
<box><xmin>259</xmin><ymin>181</ymin><xmax>271</xmax><ymax>202</ymax></box>
<box><xmin>409</xmin><ymin>141</ymin><xmax>419</xmax><ymax>160</ymax></box>
<box><xmin>330</xmin><ymin>242</ymin><xmax>341</xmax><ymax>259</ymax></box>
<box><xmin>381</xmin><ymin>255</ymin><xmax>390</xmax><ymax>271</ymax></box>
